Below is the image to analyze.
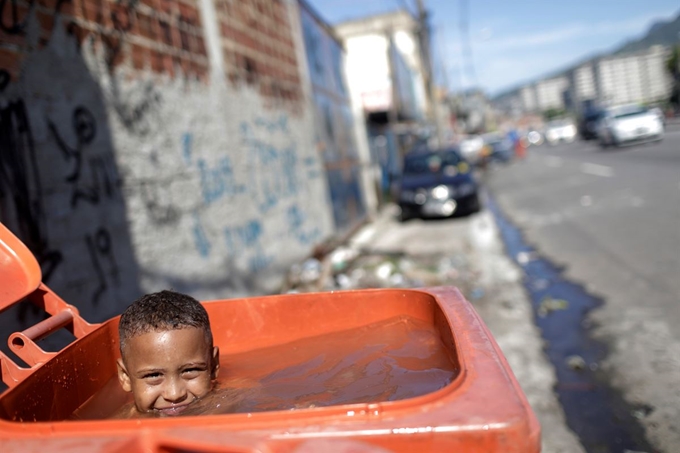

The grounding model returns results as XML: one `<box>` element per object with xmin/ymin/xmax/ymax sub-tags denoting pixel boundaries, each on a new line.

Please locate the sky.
<box><xmin>305</xmin><ymin>0</ymin><xmax>680</xmax><ymax>95</ymax></box>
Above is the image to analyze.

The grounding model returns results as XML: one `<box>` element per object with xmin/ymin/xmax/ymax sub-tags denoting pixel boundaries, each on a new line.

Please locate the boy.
<box><xmin>115</xmin><ymin>290</ymin><xmax>220</xmax><ymax>417</ymax></box>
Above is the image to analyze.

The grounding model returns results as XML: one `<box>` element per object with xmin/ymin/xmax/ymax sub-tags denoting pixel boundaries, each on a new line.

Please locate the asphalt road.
<box><xmin>483</xmin><ymin>129</ymin><xmax>680</xmax><ymax>452</ymax></box>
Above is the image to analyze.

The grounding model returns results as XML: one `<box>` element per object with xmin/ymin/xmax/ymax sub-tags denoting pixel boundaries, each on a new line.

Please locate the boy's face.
<box><xmin>117</xmin><ymin>327</ymin><xmax>219</xmax><ymax>416</ymax></box>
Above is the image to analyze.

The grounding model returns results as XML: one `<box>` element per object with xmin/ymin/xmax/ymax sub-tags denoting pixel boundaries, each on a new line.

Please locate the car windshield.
<box><xmin>403</xmin><ymin>151</ymin><xmax>462</xmax><ymax>175</ymax></box>
<box><xmin>613</xmin><ymin>107</ymin><xmax>648</xmax><ymax>119</ymax></box>
<box><xmin>548</xmin><ymin>120</ymin><xmax>572</xmax><ymax>128</ymax></box>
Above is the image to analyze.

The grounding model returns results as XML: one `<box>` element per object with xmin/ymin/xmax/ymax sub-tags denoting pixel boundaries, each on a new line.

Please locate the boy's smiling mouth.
<box><xmin>156</xmin><ymin>402</ymin><xmax>192</xmax><ymax>416</ymax></box>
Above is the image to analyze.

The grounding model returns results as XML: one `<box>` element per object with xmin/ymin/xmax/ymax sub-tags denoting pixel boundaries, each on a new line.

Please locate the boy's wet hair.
<box><xmin>118</xmin><ymin>290</ymin><xmax>212</xmax><ymax>353</ymax></box>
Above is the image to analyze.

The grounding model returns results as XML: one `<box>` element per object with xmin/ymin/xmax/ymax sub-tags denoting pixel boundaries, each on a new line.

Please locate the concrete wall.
<box><xmin>0</xmin><ymin>0</ymin><xmax>334</xmax><ymax>342</ymax></box>
<box><xmin>596</xmin><ymin>46</ymin><xmax>672</xmax><ymax>107</ymax></box>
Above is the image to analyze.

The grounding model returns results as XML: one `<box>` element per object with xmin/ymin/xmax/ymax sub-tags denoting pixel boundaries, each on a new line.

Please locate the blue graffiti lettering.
<box><xmin>287</xmin><ymin>204</ymin><xmax>321</xmax><ymax>245</ymax></box>
<box><xmin>253</xmin><ymin>115</ymin><xmax>289</xmax><ymax>133</ymax></box>
<box><xmin>303</xmin><ymin>156</ymin><xmax>321</xmax><ymax>179</ymax></box>
<box><xmin>198</xmin><ymin>156</ymin><xmax>245</xmax><ymax>204</ymax></box>
<box><xmin>192</xmin><ymin>213</ymin><xmax>211</xmax><ymax>257</ymax></box>
<box><xmin>224</xmin><ymin>220</ymin><xmax>263</xmax><ymax>255</ymax></box>
<box><xmin>248</xmin><ymin>248</ymin><xmax>273</xmax><ymax>273</ymax></box>
<box><xmin>224</xmin><ymin>220</ymin><xmax>273</xmax><ymax>272</ymax></box>
<box><xmin>241</xmin><ymin>117</ymin><xmax>301</xmax><ymax>214</ymax></box>
<box><xmin>182</xmin><ymin>132</ymin><xmax>193</xmax><ymax>164</ymax></box>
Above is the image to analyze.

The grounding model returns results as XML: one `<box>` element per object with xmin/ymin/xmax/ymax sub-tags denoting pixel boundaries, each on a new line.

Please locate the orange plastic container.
<box><xmin>0</xmin><ymin>222</ymin><xmax>540</xmax><ymax>452</ymax></box>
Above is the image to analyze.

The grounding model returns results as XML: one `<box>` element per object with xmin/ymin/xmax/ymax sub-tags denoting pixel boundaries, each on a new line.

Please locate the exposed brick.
<box><xmin>190</xmin><ymin>59</ymin><xmax>206</xmax><ymax>78</ymax></box>
<box><xmin>100</xmin><ymin>33</ymin><xmax>126</xmax><ymax>67</ymax></box>
<box><xmin>195</xmin><ymin>36</ymin><xmax>205</xmax><ymax>55</ymax></box>
<box><xmin>178</xmin><ymin>27</ymin><xmax>190</xmax><ymax>51</ymax></box>
<box><xmin>110</xmin><ymin>2</ymin><xmax>134</xmax><ymax>33</ymax></box>
<box><xmin>177</xmin><ymin>2</ymin><xmax>198</xmax><ymax>25</ymax></box>
<box><xmin>130</xmin><ymin>42</ymin><xmax>148</xmax><ymax>69</ymax></box>
<box><xmin>219</xmin><ymin>22</ymin><xmax>234</xmax><ymax>40</ymax></box>
<box><xmin>158</xmin><ymin>18</ymin><xmax>173</xmax><ymax>46</ymax></box>
<box><xmin>150</xmin><ymin>49</ymin><xmax>163</xmax><ymax>72</ymax></box>
<box><xmin>80</xmin><ymin>0</ymin><xmax>103</xmax><ymax>23</ymax></box>
<box><xmin>136</xmin><ymin>11</ymin><xmax>156</xmax><ymax>40</ymax></box>
<box><xmin>36</xmin><ymin>10</ymin><xmax>56</xmax><ymax>36</ymax></box>
<box><xmin>0</xmin><ymin>47</ymin><xmax>22</xmax><ymax>81</ymax></box>
<box><xmin>66</xmin><ymin>20</ymin><xmax>88</xmax><ymax>44</ymax></box>
<box><xmin>37</xmin><ymin>0</ymin><xmax>58</xmax><ymax>10</ymax></box>
<box><xmin>158</xmin><ymin>0</ymin><xmax>173</xmax><ymax>14</ymax></box>
<box><xmin>1</xmin><ymin>1</ymin><xmax>30</xmax><ymax>36</ymax></box>
<box><xmin>58</xmin><ymin>0</ymin><xmax>76</xmax><ymax>17</ymax></box>
<box><xmin>177</xmin><ymin>54</ymin><xmax>190</xmax><ymax>74</ymax></box>
<box><xmin>162</xmin><ymin>52</ymin><xmax>174</xmax><ymax>76</ymax></box>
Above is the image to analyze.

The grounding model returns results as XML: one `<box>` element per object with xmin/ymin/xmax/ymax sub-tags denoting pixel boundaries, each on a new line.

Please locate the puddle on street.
<box><xmin>487</xmin><ymin>196</ymin><xmax>654</xmax><ymax>452</ymax></box>
<box><xmin>71</xmin><ymin>315</ymin><xmax>457</xmax><ymax>420</ymax></box>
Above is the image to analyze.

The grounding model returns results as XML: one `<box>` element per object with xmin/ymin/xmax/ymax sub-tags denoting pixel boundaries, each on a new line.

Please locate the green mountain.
<box><xmin>615</xmin><ymin>11</ymin><xmax>680</xmax><ymax>54</ymax></box>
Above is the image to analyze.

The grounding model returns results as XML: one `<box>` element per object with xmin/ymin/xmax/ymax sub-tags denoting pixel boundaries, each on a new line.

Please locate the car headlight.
<box><xmin>400</xmin><ymin>189</ymin><xmax>414</xmax><ymax>201</ymax></box>
<box><xmin>414</xmin><ymin>189</ymin><xmax>427</xmax><ymax>205</ymax></box>
<box><xmin>431</xmin><ymin>185</ymin><xmax>449</xmax><ymax>200</ymax></box>
<box><xmin>614</xmin><ymin>122</ymin><xmax>632</xmax><ymax>132</ymax></box>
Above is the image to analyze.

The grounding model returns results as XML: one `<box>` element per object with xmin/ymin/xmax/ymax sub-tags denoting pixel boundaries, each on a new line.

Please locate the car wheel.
<box><xmin>398</xmin><ymin>206</ymin><xmax>411</xmax><ymax>222</ymax></box>
<box><xmin>468</xmin><ymin>195</ymin><xmax>482</xmax><ymax>214</ymax></box>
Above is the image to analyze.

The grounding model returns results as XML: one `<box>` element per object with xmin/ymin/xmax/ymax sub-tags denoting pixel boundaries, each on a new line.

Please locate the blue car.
<box><xmin>487</xmin><ymin>137</ymin><xmax>514</xmax><ymax>163</ymax></box>
<box><xmin>397</xmin><ymin>148</ymin><xmax>481</xmax><ymax>220</ymax></box>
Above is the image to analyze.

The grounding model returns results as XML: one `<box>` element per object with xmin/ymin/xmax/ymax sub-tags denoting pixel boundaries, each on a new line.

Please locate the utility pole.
<box><xmin>415</xmin><ymin>0</ymin><xmax>443</xmax><ymax>147</ymax></box>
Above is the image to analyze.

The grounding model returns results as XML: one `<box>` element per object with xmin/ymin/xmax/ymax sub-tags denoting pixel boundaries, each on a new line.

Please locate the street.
<box><xmin>484</xmin><ymin>128</ymin><xmax>680</xmax><ymax>452</ymax></box>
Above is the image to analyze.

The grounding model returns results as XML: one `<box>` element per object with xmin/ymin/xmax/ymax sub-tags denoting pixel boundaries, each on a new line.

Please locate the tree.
<box><xmin>543</xmin><ymin>108</ymin><xmax>567</xmax><ymax>121</ymax></box>
<box><xmin>666</xmin><ymin>46</ymin><xmax>680</xmax><ymax>110</ymax></box>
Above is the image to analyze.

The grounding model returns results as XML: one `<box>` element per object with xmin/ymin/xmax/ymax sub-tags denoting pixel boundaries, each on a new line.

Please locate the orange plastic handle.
<box><xmin>0</xmin><ymin>222</ymin><xmax>100</xmax><ymax>388</ymax></box>
<box><xmin>0</xmin><ymin>222</ymin><xmax>42</xmax><ymax>313</ymax></box>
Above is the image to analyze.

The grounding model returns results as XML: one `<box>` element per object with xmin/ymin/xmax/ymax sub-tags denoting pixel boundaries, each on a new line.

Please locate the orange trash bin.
<box><xmin>0</xmin><ymin>222</ymin><xmax>540</xmax><ymax>452</ymax></box>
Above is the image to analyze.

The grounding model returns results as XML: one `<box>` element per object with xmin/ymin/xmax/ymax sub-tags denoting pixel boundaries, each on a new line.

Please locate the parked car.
<box><xmin>579</xmin><ymin>109</ymin><xmax>604</xmax><ymax>140</ymax></box>
<box><xmin>482</xmin><ymin>134</ymin><xmax>514</xmax><ymax>164</ymax></box>
<box><xmin>650</xmin><ymin>107</ymin><xmax>666</xmax><ymax>127</ymax></box>
<box><xmin>397</xmin><ymin>148</ymin><xmax>481</xmax><ymax>220</ymax></box>
<box><xmin>597</xmin><ymin>105</ymin><xmax>664</xmax><ymax>147</ymax></box>
<box><xmin>545</xmin><ymin>119</ymin><xmax>577</xmax><ymax>145</ymax></box>
<box><xmin>458</xmin><ymin>135</ymin><xmax>485</xmax><ymax>166</ymax></box>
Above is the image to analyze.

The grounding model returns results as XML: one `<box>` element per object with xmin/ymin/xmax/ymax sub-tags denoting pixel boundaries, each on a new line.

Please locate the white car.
<box><xmin>597</xmin><ymin>105</ymin><xmax>664</xmax><ymax>147</ymax></box>
<box><xmin>545</xmin><ymin>119</ymin><xmax>577</xmax><ymax>145</ymax></box>
<box><xmin>459</xmin><ymin>135</ymin><xmax>485</xmax><ymax>165</ymax></box>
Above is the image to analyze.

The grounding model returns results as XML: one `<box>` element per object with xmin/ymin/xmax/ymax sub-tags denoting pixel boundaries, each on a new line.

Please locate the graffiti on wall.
<box><xmin>47</xmin><ymin>106</ymin><xmax>122</xmax><ymax>207</ymax></box>
<box><xmin>0</xmin><ymin>15</ymin><xmax>140</xmax><ymax>314</ymax></box>
<box><xmin>184</xmin><ymin>114</ymin><xmax>324</xmax><ymax>273</ymax></box>
<box><xmin>0</xmin><ymin>76</ymin><xmax>63</xmax><ymax>283</ymax></box>
<box><xmin>1</xmin><ymin>1</ymin><xmax>333</xmax><ymax>307</ymax></box>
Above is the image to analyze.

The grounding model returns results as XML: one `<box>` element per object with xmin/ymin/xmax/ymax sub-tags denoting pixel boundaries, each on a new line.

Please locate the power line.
<box><xmin>434</xmin><ymin>24</ymin><xmax>451</xmax><ymax>91</ymax></box>
<box><xmin>459</xmin><ymin>0</ymin><xmax>478</xmax><ymax>88</ymax></box>
<box><xmin>393</xmin><ymin>0</ymin><xmax>417</xmax><ymax>17</ymax></box>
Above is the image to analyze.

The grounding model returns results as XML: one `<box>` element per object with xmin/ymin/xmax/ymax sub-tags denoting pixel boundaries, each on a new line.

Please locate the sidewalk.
<box><xmin>285</xmin><ymin>202</ymin><xmax>585</xmax><ymax>453</ymax></box>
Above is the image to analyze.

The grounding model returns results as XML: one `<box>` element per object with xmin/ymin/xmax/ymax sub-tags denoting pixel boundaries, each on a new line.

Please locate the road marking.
<box><xmin>545</xmin><ymin>156</ymin><xmax>563</xmax><ymax>167</ymax></box>
<box><xmin>631</xmin><ymin>196</ymin><xmax>645</xmax><ymax>207</ymax></box>
<box><xmin>580</xmin><ymin>162</ymin><xmax>614</xmax><ymax>178</ymax></box>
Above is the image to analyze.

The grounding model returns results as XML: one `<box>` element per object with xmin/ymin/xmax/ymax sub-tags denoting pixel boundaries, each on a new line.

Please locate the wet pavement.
<box><xmin>487</xmin><ymin>196</ymin><xmax>655</xmax><ymax>453</ymax></box>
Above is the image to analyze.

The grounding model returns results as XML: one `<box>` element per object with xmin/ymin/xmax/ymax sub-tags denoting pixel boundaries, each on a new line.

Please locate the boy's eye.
<box><xmin>143</xmin><ymin>372</ymin><xmax>162</xmax><ymax>380</ymax></box>
<box><xmin>182</xmin><ymin>368</ymin><xmax>204</xmax><ymax>378</ymax></box>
